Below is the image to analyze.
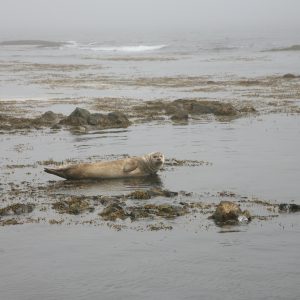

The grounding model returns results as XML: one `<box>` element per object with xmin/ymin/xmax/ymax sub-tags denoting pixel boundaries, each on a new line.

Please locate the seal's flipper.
<box><xmin>44</xmin><ymin>167</ymin><xmax>68</xmax><ymax>179</ymax></box>
<box><xmin>123</xmin><ymin>160</ymin><xmax>138</xmax><ymax>173</ymax></box>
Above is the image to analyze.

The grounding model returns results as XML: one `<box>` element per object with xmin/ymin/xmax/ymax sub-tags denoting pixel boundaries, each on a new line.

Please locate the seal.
<box><xmin>44</xmin><ymin>152</ymin><xmax>165</xmax><ymax>180</ymax></box>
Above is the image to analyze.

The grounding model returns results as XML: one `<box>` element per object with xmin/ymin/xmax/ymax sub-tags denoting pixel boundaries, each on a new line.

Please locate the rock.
<box><xmin>211</xmin><ymin>201</ymin><xmax>251</xmax><ymax>225</ymax></box>
<box><xmin>62</xmin><ymin>107</ymin><xmax>91</xmax><ymax>126</ymax></box>
<box><xmin>0</xmin><ymin>219</ymin><xmax>22</xmax><ymax>226</ymax></box>
<box><xmin>32</xmin><ymin>111</ymin><xmax>64</xmax><ymax>127</ymax></box>
<box><xmin>172</xmin><ymin>99</ymin><xmax>238</xmax><ymax>116</ymax></box>
<box><xmin>128</xmin><ymin>188</ymin><xmax>178</xmax><ymax>200</ymax></box>
<box><xmin>0</xmin><ymin>111</ymin><xmax>64</xmax><ymax>130</ymax></box>
<box><xmin>61</xmin><ymin>107</ymin><xmax>131</xmax><ymax>129</ymax></box>
<box><xmin>238</xmin><ymin>105</ymin><xmax>256</xmax><ymax>113</ymax></box>
<box><xmin>170</xmin><ymin>110</ymin><xmax>189</xmax><ymax>121</ymax></box>
<box><xmin>40</xmin><ymin>111</ymin><xmax>60</xmax><ymax>123</ymax></box>
<box><xmin>107</xmin><ymin>112</ymin><xmax>131</xmax><ymax>127</ymax></box>
<box><xmin>99</xmin><ymin>203</ymin><xmax>128</xmax><ymax>221</ymax></box>
<box><xmin>129</xmin><ymin>204</ymin><xmax>188</xmax><ymax>221</ymax></box>
<box><xmin>278</xmin><ymin>203</ymin><xmax>300</xmax><ymax>212</ymax></box>
<box><xmin>52</xmin><ymin>197</ymin><xmax>91</xmax><ymax>215</ymax></box>
<box><xmin>51</xmin><ymin>124</ymin><xmax>62</xmax><ymax>130</ymax></box>
<box><xmin>88</xmin><ymin>113</ymin><xmax>105</xmax><ymax>126</ymax></box>
<box><xmin>0</xmin><ymin>203</ymin><xmax>35</xmax><ymax>216</ymax></box>
<box><xmin>282</xmin><ymin>73</ymin><xmax>296</xmax><ymax>79</ymax></box>
<box><xmin>129</xmin><ymin>190</ymin><xmax>152</xmax><ymax>200</ymax></box>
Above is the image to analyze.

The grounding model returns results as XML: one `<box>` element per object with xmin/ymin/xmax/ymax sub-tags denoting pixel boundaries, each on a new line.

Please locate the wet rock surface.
<box><xmin>278</xmin><ymin>203</ymin><xmax>300</xmax><ymax>212</ymax></box>
<box><xmin>132</xmin><ymin>99</ymin><xmax>240</xmax><ymax>122</ymax></box>
<box><xmin>99</xmin><ymin>203</ymin><xmax>128</xmax><ymax>221</ymax></box>
<box><xmin>172</xmin><ymin>99</ymin><xmax>238</xmax><ymax>116</ymax></box>
<box><xmin>128</xmin><ymin>188</ymin><xmax>178</xmax><ymax>199</ymax></box>
<box><xmin>52</xmin><ymin>197</ymin><xmax>93</xmax><ymax>215</ymax></box>
<box><xmin>210</xmin><ymin>201</ymin><xmax>251</xmax><ymax>225</ymax></box>
<box><xmin>0</xmin><ymin>107</ymin><xmax>131</xmax><ymax>132</ymax></box>
<box><xmin>0</xmin><ymin>203</ymin><xmax>35</xmax><ymax>216</ymax></box>
<box><xmin>59</xmin><ymin>107</ymin><xmax>131</xmax><ymax>129</ymax></box>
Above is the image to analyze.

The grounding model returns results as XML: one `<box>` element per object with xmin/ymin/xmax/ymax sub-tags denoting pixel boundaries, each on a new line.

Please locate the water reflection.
<box><xmin>47</xmin><ymin>174</ymin><xmax>163</xmax><ymax>195</ymax></box>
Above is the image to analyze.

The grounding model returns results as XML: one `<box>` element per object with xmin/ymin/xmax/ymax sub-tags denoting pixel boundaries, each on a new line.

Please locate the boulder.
<box><xmin>278</xmin><ymin>203</ymin><xmax>300</xmax><ymax>212</ymax></box>
<box><xmin>62</xmin><ymin>107</ymin><xmax>91</xmax><ymax>126</ymax></box>
<box><xmin>172</xmin><ymin>99</ymin><xmax>237</xmax><ymax>116</ymax></box>
<box><xmin>61</xmin><ymin>107</ymin><xmax>131</xmax><ymax>129</ymax></box>
<box><xmin>211</xmin><ymin>201</ymin><xmax>251</xmax><ymax>225</ymax></box>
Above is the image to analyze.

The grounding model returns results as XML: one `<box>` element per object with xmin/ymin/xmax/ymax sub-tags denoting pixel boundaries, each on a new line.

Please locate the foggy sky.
<box><xmin>1</xmin><ymin>0</ymin><xmax>300</xmax><ymax>39</ymax></box>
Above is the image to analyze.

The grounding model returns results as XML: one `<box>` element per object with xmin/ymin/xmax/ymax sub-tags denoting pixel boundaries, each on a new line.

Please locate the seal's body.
<box><xmin>44</xmin><ymin>152</ymin><xmax>164</xmax><ymax>180</ymax></box>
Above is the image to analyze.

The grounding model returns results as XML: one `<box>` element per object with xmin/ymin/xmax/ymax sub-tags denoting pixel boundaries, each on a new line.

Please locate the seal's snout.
<box><xmin>151</xmin><ymin>152</ymin><xmax>165</xmax><ymax>165</ymax></box>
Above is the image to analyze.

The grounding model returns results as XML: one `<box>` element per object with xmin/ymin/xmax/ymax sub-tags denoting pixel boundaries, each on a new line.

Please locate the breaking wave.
<box><xmin>66</xmin><ymin>41</ymin><xmax>166</xmax><ymax>52</ymax></box>
<box><xmin>0</xmin><ymin>40</ymin><xmax>167</xmax><ymax>53</ymax></box>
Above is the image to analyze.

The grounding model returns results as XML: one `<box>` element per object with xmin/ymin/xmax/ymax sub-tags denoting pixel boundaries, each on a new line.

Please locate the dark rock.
<box><xmin>88</xmin><ymin>113</ymin><xmax>105</xmax><ymax>125</ymax></box>
<box><xmin>278</xmin><ymin>203</ymin><xmax>300</xmax><ymax>212</ymax></box>
<box><xmin>172</xmin><ymin>99</ymin><xmax>237</xmax><ymax>116</ymax></box>
<box><xmin>61</xmin><ymin>107</ymin><xmax>91</xmax><ymax>126</ymax></box>
<box><xmin>282</xmin><ymin>73</ymin><xmax>296</xmax><ymax>79</ymax></box>
<box><xmin>61</xmin><ymin>108</ymin><xmax>131</xmax><ymax>129</ymax></box>
<box><xmin>107</xmin><ymin>112</ymin><xmax>131</xmax><ymax>127</ymax></box>
<box><xmin>41</xmin><ymin>111</ymin><xmax>60</xmax><ymax>122</ymax></box>
<box><xmin>33</xmin><ymin>111</ymin><xmax>63</xmax><ymax>127</ymax></box>
<box><xmin>51</xmin><ymin>124</ymin><xmax>62</xmax><ymax>130</ymax></box>
<box><xmin>170</xmin><ymin>110</ymin><xmax>189</xmax><ymax>121</ymax></box>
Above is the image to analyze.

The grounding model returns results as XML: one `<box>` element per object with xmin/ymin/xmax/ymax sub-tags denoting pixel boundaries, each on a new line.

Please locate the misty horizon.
<box><xmin>1</xmin><ymin>0</ymin><xmax>300</xmax><ymax>41</ymax></box>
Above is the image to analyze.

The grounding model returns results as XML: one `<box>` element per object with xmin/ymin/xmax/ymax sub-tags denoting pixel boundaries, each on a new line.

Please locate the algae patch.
<box><xmin>52</xmin><ymin>197</ymin><xmax>93</xmax><ymax>215</ymax></box>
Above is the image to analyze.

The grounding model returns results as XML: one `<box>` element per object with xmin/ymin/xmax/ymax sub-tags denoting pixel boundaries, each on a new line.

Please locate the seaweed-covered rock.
<box><xmin>0</xmin><ymin>203</ymin><xmax>35</xmax><ymax>216</ymax></box>
<box><xmin>99</xmin><ymin>203</ymin><xmax>128</xmax><ymax>221</ymax></box>
<box><xmin>128</xmin><ymin>188</ymin><xmax>178</xmax><ymax>200</ymax></box>
<box><xmin>282</xmin><ymin>73</ymin><xmax>296</xmax><ymax>79</ymax></box>
<box><xmin>238</xmin><ymin>105</ymin><xmax>256</xmax><ymax>113</ymax></box>
<box><xmin>0</xmin><ymin>111</ymin><xmax>63</xmax><ymax>130</ymax></box>
<box><xmin>0</xmin><ymin>219</ymin><xmax>22</xmax><ymax>226</ymax></box>
<box><xmin>39</xmin><ymin>111</ymin><xmax>61</xmax><ymax>123</ymax></box>
<box><xmin>210</xmin><ymin>201</ymin><xmax>251</xmax><ymax>225</ymax></box>
<box><xmin>172</xmin><ymin>99</ymin><xmax>237</xmax><ymax>116</ymax></box>
<box><xmin>129</xmin><ymin>190</ymin><xmax>152</xmax><ymax>200</ymax></box>
<box><xmin>170</xmin><ymin>110</ymin><xmax>189</xmax><ymax>121</ymax></box>
<box><xmin>278</xmin><ymin>203</ymin><xmax>300</xmax><ymax>213</ymax></box>
<box><xmin>62</xmin><ymin>107</ymin><xmax>91</xmax><ymax>126</ymax></box>
<box><xmin>107</xmin><ymin>112</ymin><xmax>131</xmax><ymax>127</ymax></box>
<box><xmin>52</xmin><ymin>197</ymin><xmax>91</xmax><ymax>215</ymax></box>
<box><xmin>129</xmin><ymin>204</ymin><xmax>188</xmax><ymax>221</ymax></box>
<box><xmin>61</xmin><ymin>107</ymin><xmax>131</xmax><ymax>129</ymax></box>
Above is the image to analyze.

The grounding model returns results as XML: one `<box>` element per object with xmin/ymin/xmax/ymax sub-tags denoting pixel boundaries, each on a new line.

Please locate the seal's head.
<box><xmin>148</xmin><ymin>152</ymin><xmax>165</xmax><ymax>169</ymax></box>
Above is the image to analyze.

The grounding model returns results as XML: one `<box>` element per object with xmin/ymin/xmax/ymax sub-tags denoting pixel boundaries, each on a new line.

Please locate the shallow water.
<box><xmin>1</xmin><ymin>34</ymin><xmax>300</xmax><ymax>299</ymax></box>
<box><xmin>0</xmin><ymin>216</ymin><xmax>299</xmax><ymax>300</ymax></box>
<box><xmin>1</xmin><ymin>114</ymin><xmax>299</xmax><ymax>201</ymax></box>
